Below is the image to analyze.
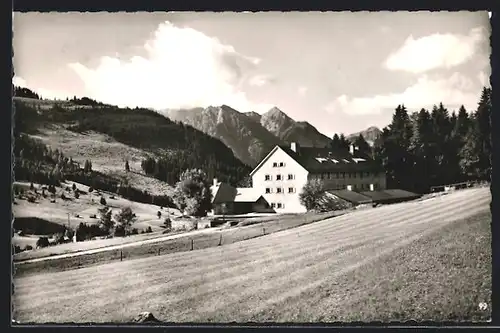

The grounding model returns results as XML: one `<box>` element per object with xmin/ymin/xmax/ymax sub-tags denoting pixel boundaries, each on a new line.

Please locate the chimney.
<box><xmin>370</xmin><ymin>183</ymin><xmax>374</xmax><ymax>191</ymax></box>
<box><xmin>213</xmin><ymin>178</ymin><xmax>218</xmax><ymax>187</ymax></box>
<box><xmin>349</xmin><ymin>144</ymin><xmax>356</xmax><ymax>155</ymax></box>
<box><xmin>347</xmin><ymin>185</ymin><xmax>352</xmax><ymax>191</ymax></box>
<box><xmin>290</xmin><ymin>142</ymin><xmax>299</xmax><ymax>153</ymax></box>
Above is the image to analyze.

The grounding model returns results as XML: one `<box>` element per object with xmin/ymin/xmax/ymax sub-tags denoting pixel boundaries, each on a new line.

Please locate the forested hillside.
<box><xmin>13</xmin><ymin>90</ymin><xmax>251</xmax><ymax>189</ymax></box>
<box><xmin>373</xmin><ymin>87</ymin><xmax>492</xmax><ymax>193</ymax></box>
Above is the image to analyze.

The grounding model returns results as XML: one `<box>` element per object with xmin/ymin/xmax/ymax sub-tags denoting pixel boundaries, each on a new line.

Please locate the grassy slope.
<box><xmin>12</xmin><ymin>187</ymin><xmax>491</xmax><ymax>323</ymax></box>
<box><xmin>12</xmin><ymin>180</ymin><xmax>182</xmax><ymax>249</ymax></box>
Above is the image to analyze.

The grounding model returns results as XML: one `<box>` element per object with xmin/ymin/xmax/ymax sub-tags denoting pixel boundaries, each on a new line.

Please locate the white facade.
<box><xmin>251</xmin><ymin>147</ymin><xmax>309</xmax><ymax>213</ymax></box>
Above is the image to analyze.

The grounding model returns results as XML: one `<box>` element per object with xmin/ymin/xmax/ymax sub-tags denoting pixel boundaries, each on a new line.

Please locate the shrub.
<box><xmin>299</xmin><ymin>179</ymin><xmax>325</xmax><ymax>212</ymax></box>
<box><xmin>157</xmin><ymin>211</ymin><xmax>162</xmax><ymax>218</ymax></box>
<box><xmin>36</xmin><ymin>237</ymin><xmax>50</xmax><ymax>248</ymax></box>
<box><xmin>100</xmin><ymin>196</ymin><xmax>107</xmax><ymax>205</ymax></box>
<box><xmin>130</xmin><ymin>228</ymin><xmax>139</xmax><ymax>235</ymax></box>
<box><xmin>72</xmin><ymin>183</ymin><xmax>77</xmax><ymax>191</ymax></box>
<box><xmin>164</xmin><ymin>217</ymin><xmax>172</xmax><ymax>230</ymax></box>
<box><xmin>146</xmin><ymin>226</ymin><xmax>153</xmax><ymax>233</ymax></box>
<box><xmin>27</xmin><ymin>196</ymin><xmax>36</xmax><ymax>203</ymax></box>
<box><xmin>29</xmin><ymin>182</ymin><xmax>34</xmax><ymax>191</ymax></box>
<box><xmin>74</xmin><ymin>191</ymin><xmax>80</xmax><ymax>199</ymax></box>
<box><xmin>54</xmin><ymin>233</ymin><xmax>66</xmax><ymax>244</ymax></box>
<box><xmin>114</xmin><ymin>224</ymin><xmax>126</xmax><ymax>237</ymax></box>
<box><xmin>14</xmin><ymin>245</ymin><xmax>22</xmax><ymax>254</ymax></box>
<box><xmin>61</xmin><ymin>192</ymin><xmax>67</xmax><ymax>200</ymax></box>
<box><xmin>88</xmin><ymin>187</ymin><xmax>94</xmax><ymax>192</ymax></box>
<box><xmin>25</xmin><ymin>245</ymin><xmax>33</xmax><ymax>251</ymax></box>
<box><xmin>114</xmin><ymin>206</ymin><xmax>137</xmax><ymax>235</ymax></box>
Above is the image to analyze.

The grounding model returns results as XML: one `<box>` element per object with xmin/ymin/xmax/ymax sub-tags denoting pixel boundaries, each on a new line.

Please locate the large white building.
<box><xmin>250</xmin><ymin>142</ymin><xmax>387</xmax><ymax>213</ymax></box>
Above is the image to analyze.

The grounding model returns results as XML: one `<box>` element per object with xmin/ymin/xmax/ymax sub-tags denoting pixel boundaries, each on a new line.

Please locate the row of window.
<box><xmin>270</xmin><ymin>202</ymin><xmax>285</xmax><ymax>209</ymax></box>
<box><xmin>331</xmin><ymin>183</ymin><xmax>379</xmax><ymax>190</ymax></box>
<box><xmin>314</xmin><ymin>171</ymin><xmax>378</xmax><ymax>180</ymax></box>
<box><xmin>266</xmin><ymin>187</ymin><xmax>296</xmax><ymax>194</ymax></box>
<box><xmin>272</xmin><ymin>162</ymin><xmax>286</xmax><ymax>168</ymax></box>
<box><xmin>265</xmin><ymin>174</ymin><xmax>295</xmax><ymax>181</ymax></box>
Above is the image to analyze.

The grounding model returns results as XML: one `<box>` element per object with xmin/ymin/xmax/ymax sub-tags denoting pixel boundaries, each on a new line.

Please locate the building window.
<box><xmin>277</xmin><ymin>203</ymin><xmax>282</xmax><ymax>208</ymax></box>
<box><xmin>288</xmin><ymin>187</ymin><xmax>294</xmax><ymax>193</ymax></box>
<box><xmin>265</xmin><ymin>174</ymin><xmax>271</xmax><ymax>181</ymax></box>
<box><xmin>277</xmin><ymin>187</ymin><xmax>283</xmax><ymax>194</ymax></box>
<box><xmin>353</xmin><ymin>172</ymin><xmax>357</xmax><ymax>178</ymax></box>
<box><xmin>276</xmin><ymin>174</ymin><xmax>282</xmax><ymax>181</ymax></box>
<box><xmin>288</xmin><ymin>174</ymin><xmax>294</xmax><ymax>180</ymax></box>
<box><xmin>334</xmin><ymin>172</ymin><xmax>339</xmax><ymax>179</ymax></box>
<box><xmin>327</xmin><ymin>172</ymin><xmax>331</xmax><ymax>179</ymax></box>
<box><xmin>273</xmin><ymin>162</ymin><xmax>278</xmax><ymax>167</ymax></box>
<box><xmin>342</xmin><ymin>172</ymin><xmax>345</xmax><ymax>179</ymax></box>
<box><xmin>360</xmin><ymin>172</ymin><xmax>364</xmax><ymax>179</ymax></box>
<box><xmin>279</xmin><ymin>162</ymin><xmax>285</xmax><ymax>167</ymax></box>
<box><xmin>271</xmin><ymin>203</ymin><xmax>276</xmax><ymax>208</ymax></box>
<box><xmin>265</xmin><ymin>188</ymin><xmax>271</xmax><ymax>194</ymax></box>
<box><xmin>348</xmin><ymin>172</ymin><xmax>351</xmax><ymax>178</ymax></box>
<box><xmin>365</xmin><ymin>172</ymin><xmax>370</xmax><ymax>177</ymax></box>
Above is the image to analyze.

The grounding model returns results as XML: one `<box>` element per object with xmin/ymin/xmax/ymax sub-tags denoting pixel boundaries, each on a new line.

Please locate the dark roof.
<box><xmin>360</xmin><ymin>189</ymin><xmax>421</xmax><ymax>203</ymax></box>
<box><xmin>327</xmin><ymin>189</ymin><xmax>421</xmax><ymax>205</ymax></box>
<box><xmin>326</xmin><ymin>190</ymin><xmax>373</xmax><ymax>204</ymax></box>
<box><xmin>211</xmin><ymin>183</ymin><xmax>263</xmax><ymax>204</ymax></box>
<box><xmin>278</xmin><ymin>145</ymin><xmax>384</xmax><ymax>173</ymax></box>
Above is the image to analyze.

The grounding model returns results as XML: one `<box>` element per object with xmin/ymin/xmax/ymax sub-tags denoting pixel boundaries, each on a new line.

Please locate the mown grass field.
<box><xmin>12</xmin><ymin>187</ymin><xmax>491</xmax><ymax>323</ymax></box>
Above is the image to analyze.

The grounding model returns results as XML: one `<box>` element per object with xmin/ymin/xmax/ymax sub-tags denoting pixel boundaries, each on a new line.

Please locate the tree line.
<box><xmin>334</xmin><ymin>87</ymin><xmax>492</xmax><ymax>194</ymax></box>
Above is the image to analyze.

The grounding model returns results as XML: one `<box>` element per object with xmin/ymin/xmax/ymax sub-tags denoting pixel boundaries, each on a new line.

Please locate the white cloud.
<box><xmin>325</xmin><ymin>73</ymin><xmax>481</xmax><ymax>116</ymax></box>
<box><xmin>69</xmin><ymin>21</ymin><xmax>271</xmax><ymax>113</ymax></box>
<box><xmin>298</xmin><ymin>86</ymin><xmax>308</xmax><ymax>96</ymax></box>
<box><xmin>385</xmin><ymin>27</ymin><xmax>488</xmax><ymax>73</ymax></box>
<box><xmin>478</xmin><ymin>71</ymin><xmax>490</xmax><ymax>87</ymax></box>
<box><xmin>12</xmin><ymin>75</ymin><xmax>27</xmax><ymax>87</ymax></box>
<box><xmin>248</xmin><ymin>74</ymin><xmax>273</xmax><ymax>87</ymax></box>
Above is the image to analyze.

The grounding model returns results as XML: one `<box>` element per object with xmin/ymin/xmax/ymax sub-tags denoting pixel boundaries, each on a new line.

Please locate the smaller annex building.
<box><xmin>327</xmin><ymin>188</ymin><xmax>422</xmax><ymax>206</ymax></box>
<box><xmin>210</xmin><ymin>179</ymin><xmax>272</xmax><ymax>215</ymax></box>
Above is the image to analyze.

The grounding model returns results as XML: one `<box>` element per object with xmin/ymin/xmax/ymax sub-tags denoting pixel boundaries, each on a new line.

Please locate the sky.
<box><xmin>13</xmin><ymin>11</ymin><xmax>491</xmax><ymax>136</ymax></box>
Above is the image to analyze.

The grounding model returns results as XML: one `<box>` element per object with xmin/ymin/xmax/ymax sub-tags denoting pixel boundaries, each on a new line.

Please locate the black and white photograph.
<box><xmin>12</xmin><ymin>11</ymin><xmax>492</xmax><ymax>324</ymax></box>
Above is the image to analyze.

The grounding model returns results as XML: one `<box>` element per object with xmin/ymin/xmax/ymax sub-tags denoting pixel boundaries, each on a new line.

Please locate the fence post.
<box><xmin>191</xmin><ymin>239</ymin><xmax>194</xmax><ymax>251</ymax></box>
<box><xmin>218</xmin><ymin>233</ymin><xmax>222</xmax><ymax>246</ymax></box>
<box><xmin>263</xmin><ymin>227</ymin><xmax>266</xmax><ymax>235</ymax></box>
<box><xmin>120</xmin><ymin>249</ymin><xmax>123</xmax><ymax>261</ymax></box>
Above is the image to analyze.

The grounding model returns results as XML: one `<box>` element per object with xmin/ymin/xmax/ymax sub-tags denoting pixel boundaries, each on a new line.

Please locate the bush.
<box><xmin>74</xmin><ymin>191</ymin><xmax>80</xmax><ymax>199</ymax></box>
<box><xmin>61</xmin><ymin>192</ymin><xmax>67</xmax><ymax>200</ymax></box>
<box><xmin>54</xmin><ymin>233</ymin><xmax>66</xmax><ymax>244</ymax></box>
<box><xmin>146</xmin><ymin>226</ymin><xmax>153</xmax><ymax>233</ymax></box>
<box><xmin>14</xmin><ymin>245</ymin><xmax>22</xmax><ymax>254</ymax></box>
<box><xmin>88</xmin><ymin>187</ymin><xmax>94</xmax><ymax>192</ymax></box>
<box><xmin>164</xmin><ymin>218</ymin><xmax>172</xmax><ymax>230</ymax></box>
<box><xmin>27</xmin><ymin>196</ymin><xmax>36</xmax><ymax>203</ymax></box>
<box><xmin>25</xmin><ymin>245</ymin><xmax>33</xmax><ymax>251</ymax></box>
<box><xmin>157</xmin><ymin>211</ymin><xmax>162</xmax><ymax>218</ymax></box>
<box><xmin>130</xmin><ymin>228</ymin><xmax>139</xmax><ymax>235</ymax></box>
<box><xmin>36</xmin><ymin>237</ymin><xmax>50</xmax><ymax>248</ymax></box>
<box><xmin>100</xmin><ymin>196</ymin><xmax>107</xmax><ymax>205</ymax></box>
<box><xmin>72</xmin><ymin>183</ymin><xmax>77</xmax><ymax>191</ymax></box>
<box><xmin>30</xmin><ymin>182</ymin><xmax>34</xmax><ymax>191</ymax></box>
<box><xmin>114</xmin><ymin>224</ymin><xmax>126</xmax><ymax>237</ymax></box>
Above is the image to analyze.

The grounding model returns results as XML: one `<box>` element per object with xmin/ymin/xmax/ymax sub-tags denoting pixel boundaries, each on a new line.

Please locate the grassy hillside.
<box><xmin>12</xmin><ymin>187</ymin><xmax>491</xmax><ymax>323</ymax></box>
<box><xmin>14</xmin><ymin>98</ymin><xmax>251</xmax><ymax>187</ymax></box>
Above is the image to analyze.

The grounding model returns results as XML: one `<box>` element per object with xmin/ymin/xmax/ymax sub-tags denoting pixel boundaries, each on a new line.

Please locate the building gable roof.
<box><xmin>211</xmin><ymin>183</ymin><xmax>264</xmax><ymax>203</ymax></box>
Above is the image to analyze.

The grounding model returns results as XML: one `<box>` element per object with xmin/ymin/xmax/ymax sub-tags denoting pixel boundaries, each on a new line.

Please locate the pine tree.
<box><xmin>125</xmin><ymin>160</ymin><xmax>130</xmax><ymax>172</ymax></box>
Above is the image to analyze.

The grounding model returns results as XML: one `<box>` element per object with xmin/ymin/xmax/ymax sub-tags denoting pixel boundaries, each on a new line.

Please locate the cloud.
<box><xmin>69</xmin><ymin>21</ymin><xmax>271</xmax><ymax>113</ymax></box>
<box><xmin>384</xmin><ymin>27</ymin><xmax>488</xmax><ymax>73</ymax></box>
<box><xmin>478</xmin><ymin>71</ymin><xmax>490</xmax><ymax>87</ymax></box>
<box><xmin>325</xmin><ymin>73</ymin><xmax>481</xmax><ymax>116</ymax></box>
<box><xmin>13</xmin><ymin>75</ymin><xmax>72</xmax><ymax>100</ymax></box>
<box><xmin>248</xmin><ymin>74</ymin><xmax>273</xmax><ymax>87</ymax></box>
<box><xmin>298</xmin><ymin>86</ymin><xmax>308</xmax><ymax>96</ymax></box>
<box><xmin>12</xmin><ymin>75</ymin><xmax>27</xmax><ymax>87</ymax></box>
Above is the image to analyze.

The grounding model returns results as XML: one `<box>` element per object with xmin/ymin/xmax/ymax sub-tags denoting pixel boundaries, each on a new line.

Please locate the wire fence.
<box><xmin>430</xmin><ymin>180</ymin><xmax>488</xmax><ymax>193</ymax></box>
<box><xmin>14</xmin><ymin>210</ymin><xmax>344</xmax><ymax>276</ymax></box>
